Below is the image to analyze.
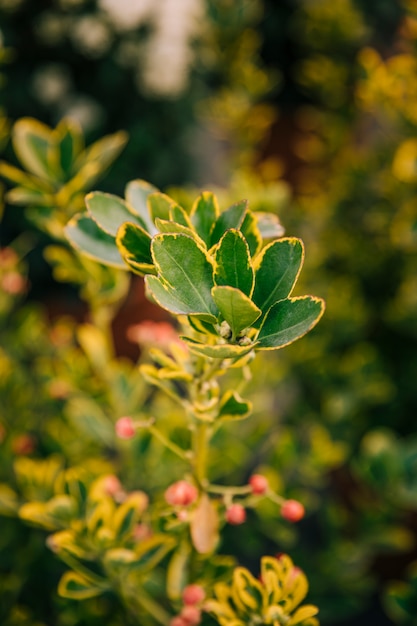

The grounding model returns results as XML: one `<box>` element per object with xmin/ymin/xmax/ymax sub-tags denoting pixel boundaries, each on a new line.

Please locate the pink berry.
<box><xmin>182</xmin><ymin>584</ymin><xmax>205</xmax><ymax>605</ymax></box>
<box><xmin>115</xmin><ymin>416</ymin><xmax>136</xmax><ymax>439</ymax></box>
<box><xmin>170</xmin><ymin>617</ymin><xmax>186</xmax><ymax>626</ymax></box>
<box><xmin>281</xmin><ymin>499</ymin><xmax>305</xmax><ymax>523</ymax></box>
<box><xmin>225</xmin><ymin>503</ymin><xmax>246</xmax><ymax>525</ymax></box>
<box><xmin>165</xmin><ymin>480</ymin><xmax>198</xmax><ymax>507</ymax></box>
<box><xmin>180</xmin><ymin>605</ymin><xmax>201</xmax><ymax>625</ymax></box>
<box><xmin>249</xmin><ymin>474</ymin><xmax>269</xmax><ymax>495</ymax></box>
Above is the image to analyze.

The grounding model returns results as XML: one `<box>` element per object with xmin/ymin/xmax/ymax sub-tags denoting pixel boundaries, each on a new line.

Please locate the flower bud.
<box><xmin>225</xmin><ymin>503</ymin><xmax>246</xmax><ymax>525</ymax></box>
<box><xmin>115</xmin><ymin>416</ymin><xmax>136</xmax><ymax>439</ymax></box>
<box><xmin>180</xmin><ymin>605</ymin><xmax>201</xmax><ymax>625</ymax></box>
<box><xmin>281</xmin><ymin>499</ymin><xmax>305</xmax><ymax>523</ymax></box>
<box><xmin>182</xmin><ymin>584</ymin><xmax>205</xmax><ymax>605</ymax></box>
<box><xmin>248</xmin><ymin>474</ymin><xmax>268</xmax><ymax>495</ymax></box>
<box><xmin>165</xmin><ymin>480</ymin><xmax>198</xmax><ymax>507</ymax></box>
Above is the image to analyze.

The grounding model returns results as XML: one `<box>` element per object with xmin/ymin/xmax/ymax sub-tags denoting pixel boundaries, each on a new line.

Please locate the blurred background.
<box><xmin>1</xmin><ymin>1</ymin><xmax>417</xmax><ymax>625</ymax></box>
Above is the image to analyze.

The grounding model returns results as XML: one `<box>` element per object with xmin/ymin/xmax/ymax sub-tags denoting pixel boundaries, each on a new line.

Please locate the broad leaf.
<box><xmin>257</xmin><ymin>296</ymin><xmax>325</xmax><ymax>350</ymax></box>
<box><xmin>190</xmin><ymin>191</ymin><xmax>219</xmax><ymax>245</ymax></box>
<box><xmin>182</xmin><ymin>337</ymin><xmax>256</xmax><ymax>359</ymax></box>
<box><xmin>65</xmin><ymin>214</ymin><xmax>126</xmax><ymax>268</ymax></box>
<box><xmin>125</xmin><ymin>178</ymin><xmax>159</xmax><ymax>234</ymax></box>
<box><xmin>116</xmin><ymin>221</ymin><xmax>154</xmax><ymax>275</ymax></box>
<box><xmin>252</xmin><ymin>238</ymin><xmax>304</xmax><ymax>316</ymax></box>
<box><xmin>210</xmin><ymin>200</ymin><xmax>248</xmax><ymax>246</ymax></box>
<box><xmin>214</xmin><ymin>229</ymin><xmax>254</xmax><ymax>296</ymax></box>
<box><xmin>86</xmin><ymin>191</ymin><xmax>146</xmax><ymax>236</ymax></box>
<box><xmin>211</xmin><ymin>286</ymin><xmax>261</xmax><ymax>338</ymax></box>
<box><xmin>56</xmin><ymin>118</ymin><xmax>84</xmax><ymax>175</ymax></box>
<box><xmin>145</xmin><ymin>275</ymin><xmax>217</xmax><ymax>323</ymax></box>
<box><xmin>170</xmin><ymin>204</ymin><xmax>194</xmax><ymax>228</ymax></box>
<box><xmin>218</xmin><ymin>391</ymin><xmax>252</xmax><ymax>420</ymax></box>
<box><xmin>151</xmin><ymin>233</ymin><xmax>217</xmax><ymax>318</ymax></box>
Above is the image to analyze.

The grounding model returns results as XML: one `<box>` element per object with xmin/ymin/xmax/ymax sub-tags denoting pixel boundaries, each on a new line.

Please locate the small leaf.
<box><xmin>232</xmin><ymin>567</ymin><xmax>264</xmax><ymax>613</ymax></box>
<box><xmin>167</xmin><ymin>543</ymin><xmax>191</xmax><ymax>600</ymax></box>
<box><xmin>116</xmin><ymin>221</ymin><xmax>153</xmax><ymax>275</ymax></box>
<box><xmin>210</xmin><ymin>200</ymin><xmax>248</xmax><ymax>246</ymax></box>
<box><xmin>56</xmin><ymin>118</ymin><xmax>84</xmax><ymax>175</ymax></box>
<box><xmin>170</xmin><ymin>204</ymin><xmax>194</xmax><ymax>228</ymax></box>
<box><xmin>151</xmin><ymin>233</ymin><xmax>217</xmax><ymax>319</ymax></box>
<box><xmin>190</xmin><ymin>494</ymin><xmax>219</xmax><ymax>554</ymax></box>
<box><xmin>86</xmin><ymin>191</ymin><xmax>147</xmax><ymax>236</ymax></box>
<box><xmin>255</xmin><ymin>212</ymin><xmax>285</xmax><ymax>239</ymax></box>
<box><xmin>288</xmin><ymin>606</ymin><xmax>319</xmax><ymax>625</ymax></box>
<box><xmin>65</xmin><ymin>396</ymin><xmax>114</xmax><ymax>445</ymax></box>
<box><xmin>154</xmin><ymin>217</ymin><xmax>197</xmax><ymax>239</ymax></box>
<box><xmin>148</xmin><ymin>192</ymin><xmax>180</xmax><ymax>224</ymax></box>
<box><xmin>65</xmin><ymin>214</ymin><xmax>126</xmax><ymax>268</ymax></box>
<box><xmin>75</xmin><ymin>130</ymin><xmax>128</xmax><ymax>177</ymax></box>
<box><xmin>58</xmin><ymin>571</ymin><xmax>107</xmax><ymax>600</ymax></box>
<box><xmin>113</xmin><ymin>491</ymin><xmax>148</xmax><ymax>540</ymax></box>
<box><xmin>240</xmin><ymin>211</ymin><xmax>262</xmax><ymax>257</ymax></box>
<box><xmin>0</xmin><ymin>161</ymin><xmax>52</xmax><ymax>191</ymax></box>
<box><xmin>214</xmin><ymin>229</ymin><xmax>254</xmax><ymax>296</ymax></box>
<box><xmin>190</xmin><ymin>191</ymin><xmax>219</xmax><ymax>245</ymax></box>
<box><xmin>257</xmin><ymin>296</ymin><xmax>325</xmax><ymax>350</ymax></box>
<box><xmin>181</xmin><ymin>337</ymin><xmax>256</xmax><ymax>359</ymax></box>
<box><xmin>132</xmin><ymin>534</ymin><xmax>176</xmax><ymax>572</ymax></box>
<box><xmin>125</xmin><ymin>178</ymin><xmax>159</xmax><ymax>234</ymax></box>
<box><xmin>211</xmin><ymin>286</ymin><xmax>261</xmax><ymax>338</ymax></box>
<box><xmin>253</xmin><ymin>238</ymin><xmax>304</xmax><ymax>316</ymax></box>
<box><xmin>218</xmin><ymin>391</ymin><xmax>252</xmax><ymax>421</ymax></box>
<box><xmin>0</xmin><ymin>484</ymin><xmax>18</xmax><ymax>515</ymax></box>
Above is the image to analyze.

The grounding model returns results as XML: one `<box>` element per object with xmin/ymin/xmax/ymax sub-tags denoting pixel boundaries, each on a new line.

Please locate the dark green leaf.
<box><xmin>240</xmin><ymin>211</ymin><xmax>262</xmax><ymax>257</ymax></box>
<box><xmin>145</xmin><ymin>276</ymin><xmax>217</xmax><ymax>323</ymax></box>
<box><xmin>151</xmin><ymin>234</ymin><xmax>217</xmax><ymax>319</ymax></box>
<box><xmin>116</xmin><ymin>222</ymin><xmax>153</xmax><ymax>275</ymax></box>
<box><xmin>210</xmin><ymin>200</ymin><xmax>248</xmax><ymax>246</ymax></box>
<box><xmin>148</xmin><ymin>192</ymin><xmax>181</xmax><ymax>225</ymax></box>
<box><xmin>257</xmin><ymin>296</ymin><xmax>325</xmax><ymax>350</ymax></box>
<box><xmin>218</xmin><ymin>391</ymin><xmax>252</xmax><ymax>420</ymax></box>
<box><xmin>214</xmin><ymin>229</ymin><xmax>254</xmax><ymax>296</ymax></box>
<box><xmin>190</xmin><ymin>191</ymin><xmax>219</xmax><ymax>245</ymax></box>
<box><xmin>253</xmin><ymin>238</ymin><xmax>304</xmax><ymax>316</ymax></box>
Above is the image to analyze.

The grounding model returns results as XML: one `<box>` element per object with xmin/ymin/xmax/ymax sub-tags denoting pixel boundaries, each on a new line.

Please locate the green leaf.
<box><xmin>86</xmin><ymin>191</ymin><xmax>147</xmax><ymax>236</ymax></box>
<box><xmin>211</xmin><ymin>286</ymin><xmax>261</xmax><ymax>338</ymax></box>
<box><xmin>116</xmin><ymin>221</ymin><xmax>153</xmax><ymax>275</ymax></box>
<box><xmin>252</xmin><ymin>238</ymin><xmax>304</xmax><ymax>316</ymax></box>
<box><xmin>210</xmin><ymin>200</ymin><xmax>248</xmax><ymax>246</ymax></box>
<box><xmin>12</xmin><ymin>118</ymin><xmax>52</xmax><ymax>179</ymax></box>
<box><xmin>181</xmin><ymin>337</ymin><xmax>256</xmax><ymax>359</ymax></box>
<box><xmin>132</xmin><ymin>534</ymin><xmax>176</xmax><ymax>572</ymax></box>
<box><xmin>6</xmin><ymin>186</ymin><xmax>54</xmax><ymax>206</ymax></box>
<box><xmin>0</xmin><ymin>161</ymin><xmax>53</xmax><ymax>191</ymax></box>
<box><xmin>167</xmin><ymin>543</ymin><xmax>191</xmax><ymax>600</ymax></box>
<box><xmin>148</xmin><ymin>192</ymin><xmax>180</xmax><ymax>225</ymax></box>
<box><xmin>65</xmin><ymin>215</ymin><xmax>126</xmax><ymax>268</ymax></box>
<box><xmin>190</xmin><ymin>191</ymin><xmax>219</xmax><ymax>245</ymax></box>
<box><xmin>154</xmin><ymin>217</ymin><xmax>196</xmax><ymax>238</ymax></box>
<box><xmin>257</xmin><ymin>296</ymin><xmax>325</xmax><ymax>350</ymax></box>
<box><xmin>218</xmin><ymin>391</ymin><xmax>252</xmax><ymax>420</ymax></box>
<box><xmin>240</xmin><ymin>211</ymin><xmax>262</xmax><ymax>257</ymax></box>
<box><xmin>170</xmin><ymin>204</ymin><xmax>194</xmax><ymax>228</ymax></box>
<box><xmin>146</xmin><ymin>275</ymin><xmax>217</xmax><ymax>323</ymax></box>
<box><xmin>58</xmin><ymin>571</ymin><xmax>107</xmax><ymax>600</ymax></box>
<box><xmin>113</xmin><ymin>492</ymin><xmax>148</xmax><ymax>540</ymax></box>
<box><xmin>125</xmin><ymin>178</ymin><xmax>159</xmax><ymax>235</ymax></box>
<box><xmin>56</xmin><ymin>118</ymin><xmax>84</xmax><ymax>175</ymax></box>
<box><xmin>214</xmin><ymin>229</ymin><xmax>254</xmax><ymax>296</ymax></box>
<box><xmin>65</xmin><ymin>396</ymin><xmax>114</xmax><ymax>446</ymax></box>
<box><xmin>255</xmin><ymin>212</ymin><xmax>285</xmax><ymax>239</ymax></box>
<box><xmin>75</xmin><ymin>130</ymin><xmax>128</xmax><ymax>176</ymax></box>
<box><xmin>151</xmin><ymin>233</ymin><xmax>217</xmax><ymax>319</ymax></box>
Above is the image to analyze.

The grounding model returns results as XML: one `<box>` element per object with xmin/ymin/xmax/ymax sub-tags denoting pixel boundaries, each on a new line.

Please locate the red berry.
<box><xmin>249</xmin><ymin>474</ymin><xmax>269</xmax><ymax>495</ymax></box>
<box><xmin>170</xmin><ymin>617</ymin><xmax>186</xmax><ymax>626</ymax></box>
<box><xmin>115</xmin><ymin>416</ymin><xmax>136</xmax><ymax>439</ymax></box>
<box><xmin>182</xmin><ymin>584</ymin><xmax>205</xmax><ymax>605</ymax></box>
<box><xmin>225</xmin><ymin>503</ymin><xmax>246</xmax><ymax>525</ymax></box>
<box><xmin>180</xmin><ymin>605</ymin><xmax>201</xmax><ymax>625</ymax></box>
<box><xmin>281</xmin><ymin>499</ymin><xmax>305</xmax><ymax>523</ymax></box>
<box><xmin>165</xmin><ymin>480</ymin><xmax>198</xmax><ymax>507</ymax></box>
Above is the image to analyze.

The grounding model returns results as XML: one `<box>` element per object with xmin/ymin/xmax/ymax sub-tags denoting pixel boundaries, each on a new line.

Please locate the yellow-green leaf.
<box><xmin>58</xmin><ymin>571</ymin><xmax>107</xmax><ymax>600</ymax></box>
<box><xmin>211</xmin><ymin>285</ymin><xmax>261</xmax><ymax>338</ymax></box>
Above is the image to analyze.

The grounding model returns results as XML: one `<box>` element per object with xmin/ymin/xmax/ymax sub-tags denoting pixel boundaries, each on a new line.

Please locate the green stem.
<box><xmin>135</xmin><ymin>589</ymin><xmax>171</xmax><ymax>625</ymax></box>
<box><xmin>207</xmin><ymin>483</ymin><xmax>253</xmax><ymax>496</ymax></box>
<box><xmin>193</xmin><ymin>422</ymin><xmax>209</xmax><ymax>486</ymax></box>
<box><xmin>147</xmin><ymin>424</ymin><xmax>189</xmax><ymax>461</ymax></box>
